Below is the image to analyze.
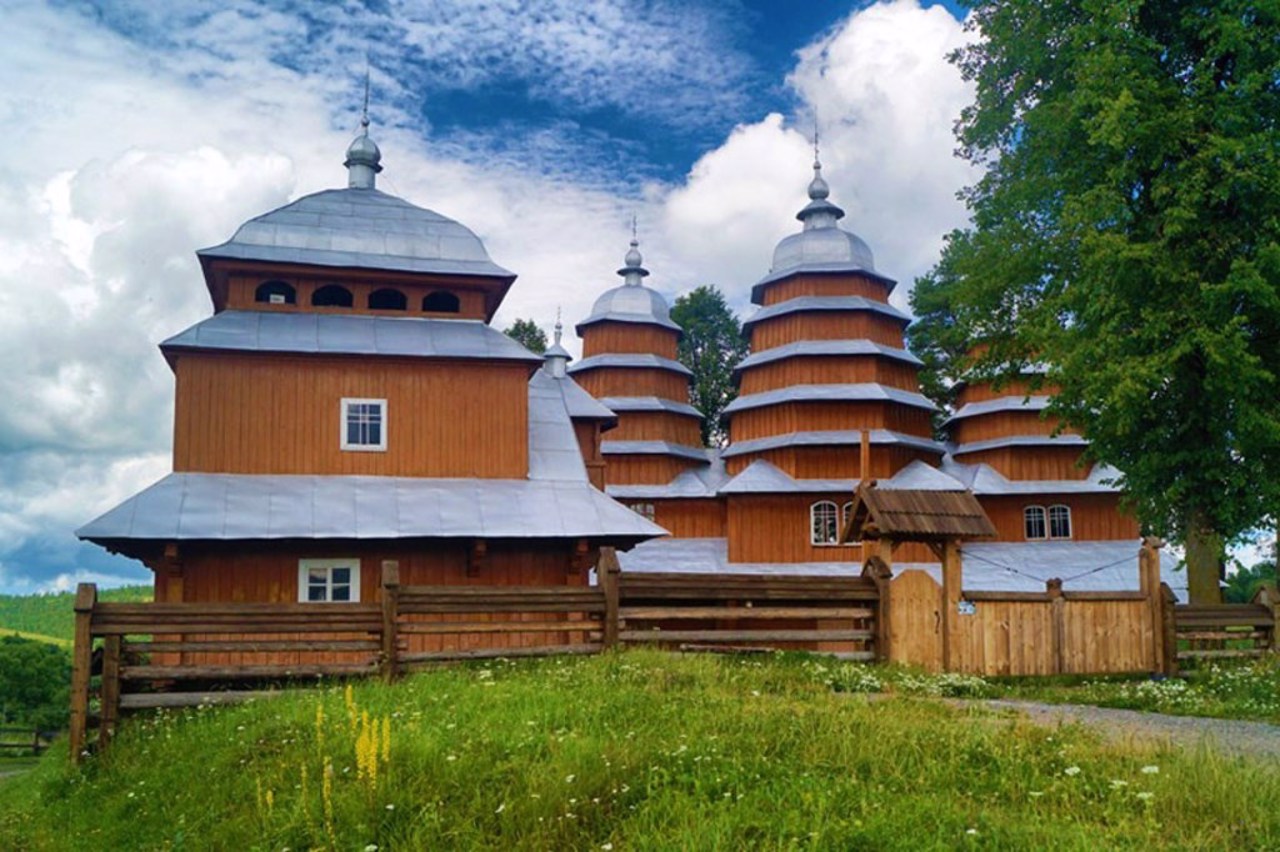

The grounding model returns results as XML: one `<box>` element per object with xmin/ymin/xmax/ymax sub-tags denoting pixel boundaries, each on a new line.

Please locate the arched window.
<box><xmin>423</xmin><ymin>290</ymin><xmax>461</xmax><ymax>313</ymax></box>
<box><xmin>811</xmin><ymin>501</ymin><xmax>839</xmax><ymax>546</ymax></box>
<box><xmin>368</xmin><ymin>288</ymin><xmax>407</xmax><ymax>310</ymax></box>
<box><xmin>1024</xmin><ymin>505</ymin><xmax>1047</xmax><ymax>540</ymax></box>
<box><xmin>1048</xmin><ymin>504</ymin><xmax>1072</xmax><ymax>539</ymax></box>
<box><xmin>254</xmin><ymin>279</ymin><xmax>296</xmax><ymax>305</ymax></box>
<box><xmin>312</xmin><ymin>285</ymin><xmax>353</xmax><ymax>308</ymax></box>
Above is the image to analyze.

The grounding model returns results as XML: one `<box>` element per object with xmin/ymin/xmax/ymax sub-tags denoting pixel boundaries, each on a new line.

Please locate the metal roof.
<box><xmin>76</xmin><ymin>473</ymin><xmax>666</xmax><ymax>543</ymax></box>
<box><xmin>569</xmin><ymin>353</ymin><xmax>692</xmax><ymax>377</ymax></box>
<box><xmin>751</xmin><ymin>263</ymin><xmax>897</xmax><ymax>303</ymax></box>
<box><xmin>614</xmin><ymin>537</ymin><xmax>1187</xmax><ymax>601</ymax></box>
<box><xmin>528</xmin><ymin>371</ymin><xmax>600</xmax><ymax>480</ymax></box>
<box><xmin>846</xmin><ymin>484</ymin><xmax>997</xmax><ymax>541</ymax></box>
<box><xmin>575</xmin><ymin>285</ymin><xmax>682</xmax><ymax>334</ymax></box>
<box><xmin>734</xmin><ymin>340</ymin><xmax>922</xmax><ymax>376</ymax></box>
<box><xmin>939</xmin><ymin>458</ymin><xmax>1122</xmax><ymax>495</ymax></box>
<box><xmin>197</xmin><ymin>188</ymin><xmax>514</xmax><ymax>280</ymax></box>
<box><xmin>879</xmin><ymin>460</ymin><xmax>968</xmax><ymax>491</ymax></box>
<box><xmin>599</xmin><ymin>396</ymin><xmax>703</xmax><ymax>418</ymax></box>
<box><xmin>719</xmin><ymin>459</ymin><xmax>857</xmax><ymax>495</ymax></box>
<box><xmin>600</xmin><ymin>440</ymin><xmax>710</xmax><ymax>462</ymax></box>
<box><xmin>741</xmin><ymin>296</ymin><xmax>910</xmax><ymax>330</ymax></box>
<box><xmin>953</xmin><ymin>434</ymin><xmax>1088</xmax><ymax>455</ymax></box>
<box><xmin>161</xmin><ymin>311</ymin><xmax>543</xmax><ymax>364</ymax></box>
<box><xmin>944</xmin><ymin>395</ymin><xmax>1052</xmax><ymax>425</ymax></box>
<box><xmin>723</xmin><ymin>383</ymin><xmax>938</xmax><ymax>415</ymax></box>
<box><xmin>721</xmin><ymin>429</ymin><xmax>945</xmax><ymax>459</ymax></box>
<box><xmin>606</xmin><ymin>453</ymin><xmax>730</xmax><ymax>499</ymax></box>
<box><xmin>535</xmin><ymin>369</ymin><xmax>617</xmax><ymax>424</ymax></box>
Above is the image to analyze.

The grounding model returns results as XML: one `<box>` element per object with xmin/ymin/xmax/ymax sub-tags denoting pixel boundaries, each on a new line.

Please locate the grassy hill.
<box><xmin>0</xmin><ymin>585</ymin><xmax>151</xmax><ymax>643</ymax></box>
<box><xmin>2</xmin><ymin>650</ymin><xmax>1278</xmax><ymax>850</ymax></box>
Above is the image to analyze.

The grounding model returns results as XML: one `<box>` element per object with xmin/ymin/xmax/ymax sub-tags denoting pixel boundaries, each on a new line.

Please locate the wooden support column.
<box><xmin>598</xmin><ymin>547</ymin><xmax>621</xmax><ymax>648</ymax></box>
<box><xmin>940</xmin><ymin>539</ymin><xmax>961</xmax><ymax>672</ymax></box>
<box><xmin>98</xmin><ymin>635</ymin><xmax>122</xmax><ymax>750</ymax></box>
<box><xmin>862</xmin><ymin>550</ymin><xmax>893</xmax><ymax>663</ymax></box>
<box><xmin>68</xmin><ymin>582</ymin><xmax>97</xmax><ymax>764</ymax></box>
<box><xmin>380</xmin><ymin>561</ymin><xmax>400</xmax><ymax>681</ymax></box>
<box><xmin>1046</xmin><ymin>578</ymin><xmax>1065</xmax><ymax>675</ymax></box>
<box><xmin>1160</xmin><ymin>583</ymin><xmax>1179</xmax><ymax>676</ymax></box>
<box><xmin>1138</xmin><ymin>537</ymin><xmax>1164</xmax><ymax>673</ymax></box>
<box><xmin>570</xmin><ymin>538</ymin><xmax>592</xmax><ymax>580</ymax></box>
<box><xmin>859</xmin><ymin>429</ymin><xmax>872</xmax><ymax>481</ymax></box>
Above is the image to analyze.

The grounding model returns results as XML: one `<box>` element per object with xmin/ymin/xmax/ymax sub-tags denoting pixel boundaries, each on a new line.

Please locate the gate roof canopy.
<box><xmin>843</xmin><ymin>481</ymin><xmax>997</xmax><ymax>543</ymax></box>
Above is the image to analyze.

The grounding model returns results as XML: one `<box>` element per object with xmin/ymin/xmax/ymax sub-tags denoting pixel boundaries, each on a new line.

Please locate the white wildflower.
<box><xmin>1136</xmin><ymin>791</ymin><xmax>1155</xmax><ymax>802</ymax></box>
<box><xmin>495</xmin><ymin>803</ymin><xmax>506</xmax><ymax>814</ymax></box>
<box><xmin>1063</xmin><ymin>766</ymin><xmax>1082</xmax><ymax>777</ymax></box>
<box><xmin>1141</xmin><ymin>765</ymin><xmax>1159</xmax><ymax>775</ymax></box>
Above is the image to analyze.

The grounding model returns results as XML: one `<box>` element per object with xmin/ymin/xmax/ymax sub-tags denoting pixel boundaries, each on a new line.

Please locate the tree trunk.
<box><xmin>1184</xmin><ymin>521</ymin><xmax>1223</xmax><ymax>604</ymax></box>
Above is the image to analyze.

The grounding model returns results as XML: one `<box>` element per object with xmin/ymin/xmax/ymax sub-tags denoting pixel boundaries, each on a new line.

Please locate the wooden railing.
<box><xmin>1172</xmin><ymin>585</ymin><xmax>1277</xmax><ymax>670</ymax></box>
<box><xmin>0</xmin><ymin>727</ymin><xmax>52</xmax><ymax>756</ymax></box>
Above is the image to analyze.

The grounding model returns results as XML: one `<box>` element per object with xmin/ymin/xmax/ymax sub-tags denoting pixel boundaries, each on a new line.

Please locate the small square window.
<box><xmin>299</xmin><ymin>559</ymin><xmax>361</xmax><ymax>603</ymax></box>
<box><xmin>341</xmin><ymin>398</ymin><xmax>387</xmax><ymax>452</ymax></box>
<box><xmin>631</xmin><ymin>502</ymin><xmax>655</xmax><ymax>521</ymax></box>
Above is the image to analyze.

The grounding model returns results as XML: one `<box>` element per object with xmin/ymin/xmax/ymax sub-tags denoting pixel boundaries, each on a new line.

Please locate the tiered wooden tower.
<box><xmin>569</xmin><ymin>239</ymin><xmax>707</xmax><ymax>492</ymax></box>
<box><xmin>944</xmin><ymin>370</ymin><xmax>1139</xmax><ymax>542</ymax></box>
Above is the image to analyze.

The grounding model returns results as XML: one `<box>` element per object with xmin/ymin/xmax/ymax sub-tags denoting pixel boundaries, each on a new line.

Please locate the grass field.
<box><xmin>1</xmin><ymin>649</ymin><xmax>1277</xmax><ymax>850</ymax></box>
<box><xmin>0</xmin><ymin>585</ymin><xmax>150</xmax><ymax>643</ymax></box>
<box><xmin>0</xmin><ymin>629</ymin><xmax>69</xmax><ymax>649</ymax></box>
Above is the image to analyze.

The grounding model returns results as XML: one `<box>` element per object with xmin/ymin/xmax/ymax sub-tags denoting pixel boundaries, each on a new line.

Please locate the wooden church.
<box><xmin>569</xmin><ymin>155</ymin><xmax>1166</xmax><ymax>596</ymax></box>
<box><xmin>77</xmin><ymin>117</ymin><xmax>664</xmax><ymax>612</ymax></box>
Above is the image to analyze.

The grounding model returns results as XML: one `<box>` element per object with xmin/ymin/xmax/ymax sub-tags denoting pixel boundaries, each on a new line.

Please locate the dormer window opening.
<box><xmin>1024</xmin><ymin>505</ymin><xmax>1047</xmax><ymax>540</ymax></box>
<box><xmin>255</xmin><ymin>279</ymin><xmax>296</xmax><ymax>305</ymax></box>
<box><xmin>423</xmin><ymin>290</ymin><xmax>461</xmax><ymax>313</ymax></box>
<box><xmin>369</xmin><ymin>288</ymin><xmax>407</xmax><ymax>310</ymax></box>
<box><xmin>313</xmin><ymin>285</ymin><xmax>354</xmax><ymax>308</ymax></box>
<box><xmin>810</xmin><ymin>500</ymin><xmax>839</xmax><ymax>546</ymax></box>
<box><xmin>631</xmin><ymin>502</ymin><xmax>655</xmax><ymax>521</ymax></box>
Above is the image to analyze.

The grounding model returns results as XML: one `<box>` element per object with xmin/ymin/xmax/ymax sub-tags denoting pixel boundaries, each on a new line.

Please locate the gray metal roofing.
<box><xmin>599</xmin><ymin>396</ymin><xmax>703</xmax><ymax>418</ymax></box>
<box><xmin>600</xmin><ymin>440</ymin><xmax>710</xmax><ymax>462</ymax></box>
<box><xmin>723</xmin><ymin>383</ymin><xmax>938</xmax><ymax>415</ymax></box>
<box><xmin>953</xmin><ymin>434</ymin><xmax>1088</xmax><ymax>455</ymax></box>
<box><xmin>721</xmin><ymin>429</ymin><xmax>945</xmax><ymax>459</ymax></box>
<box><xmin>751</xmin><ymin>262</ymin><xmax>897</xmax><ymax>303</ymax></box>
<box><xmin>161</xmin><ymin>311</ymin><xmax>544</xmax><ymax>363</ymax></box>
<box><xmin>615</xmin><ymin>537</ymin><xmax>1187</xmax><ymax>601</ymax></box>
<box><xmin>528</xmin><ymin>370</ymin><xmax>599</xmax><ymax>479</ymax></box>
<box><xmin>197</xmin><ymin>188</ymin><xmax>514</xmax><ymax>279</ymax></box>
<box><xmin>879</xmin><ymin>460</ymin><xmax>969</xmax><ymax>491</ymax></box>
<box><xmin>734</xmin><ymin>340</ymin><xmax>922</xmax><ymax>376</ymax></box>
<box><xmin>719</xmin><ymin>459</ymin><xmax>857</xmax><ymax>495</ymax></box>
<box><xmin>568</xmin><ymin>353</ymin><xmax>692</xmax><ymax>377</ymax></box>
<box><xmin>76</xmin><ymin>473</ymin><xmax>666</xmax><ymax>542</ymax></box>
<box><xmin>606</xmin><ymin>454</ymin><xmax>730</xmax><ymax>500</ymax></box>
<box><xmin>944</xmin><ymin>395</ymin><xmax>1052</xmax><ymax>425</ymax></box>
<box><xmin>539</xmin><ymin>370</ymin><xmax>617</xmax><ymax>423</ymax></box>
<box><xmin>741</xmin><ymin>296</ymin><xmax>909</xmax><ymax>329</ymax></box>
<box><xmin>575</xmin><ymin>284</ymin><xmax>682</xmax><ymax>333</ymax></box>
<box><xmin>939</xmin><ymin>458</ymin><xmax>1122</xmax><ymax>495</ymax></box>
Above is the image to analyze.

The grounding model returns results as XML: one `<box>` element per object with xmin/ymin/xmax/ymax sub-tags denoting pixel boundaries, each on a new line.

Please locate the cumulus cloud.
<box><xmin>0</xmin><ymin>0</ymin><xmax>979</xmax><ymax>591</ymax></box>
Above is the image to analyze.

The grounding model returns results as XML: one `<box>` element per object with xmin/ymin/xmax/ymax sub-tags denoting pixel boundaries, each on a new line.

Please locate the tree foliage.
<box><xmin>671</xmin><ymin>286</ymin><xmax>748</xmax><ymax>447</ymax></box>
<box><xmin>503</xmin><ymin>318</ymin><xmax>547</xmax><ymax>354</ymax></box>
<box><xmin>0</xmin><ymin>635</ymin><xmax>70</xmax><ymax>730</ymax></box>
<box><xmin>911</xmin><ymin>0</ymin><xmax>1280</xmax><ymax>600</ymax></box>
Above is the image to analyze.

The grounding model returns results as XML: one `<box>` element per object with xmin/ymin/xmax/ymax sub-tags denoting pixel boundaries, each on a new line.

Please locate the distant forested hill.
<box><xmin>0</xmin><ymin>585</ymin><xmax>152</xmax><ymax>643</ymax></box>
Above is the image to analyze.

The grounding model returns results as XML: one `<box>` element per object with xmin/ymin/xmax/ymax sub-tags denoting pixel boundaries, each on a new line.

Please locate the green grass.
<box><xmin>987</xmin><ymin>656</ymin><xmax>1280</xmax><ymax>724</ymax></box>
<box><xmin>0</xmin><ymin>629</ymin><xmax>69</xmax><ymax>649</ymax></box>
<box><xmin>0</xmin><ymin>586</ymin><xmax>151</xmax><ymax>643</ymax></box>
<box><xmin>1</xmin><ymin>650</ymin><xmax>1278</xmax><ymax>850</ymax></box>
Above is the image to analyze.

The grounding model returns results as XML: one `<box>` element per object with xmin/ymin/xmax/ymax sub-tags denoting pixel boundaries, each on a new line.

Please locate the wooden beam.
<box><xmin>380</xmin><ymin>560</ymin><xmax>400</xmax><ymax>682</ymax></box>
<box><xmin>940</xmin><ymin>540</ymin><xmax>961</xmax><ymax>672</ymax></box>
<box><xmin>68</xmin><ymin>583</ymin><xmax>97</xmax><ymax>764</ymax></box>
<box><xmin>599</xmin><ymin>547</ymin><xmax>621</xmax><ymax>648</ymax></box>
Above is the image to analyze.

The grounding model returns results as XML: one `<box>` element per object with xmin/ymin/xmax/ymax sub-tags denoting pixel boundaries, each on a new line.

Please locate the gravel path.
<box><xmin>957</xmin><ymin>699</ymin><xmax>1280</xmax><ymax>761</ymax></box>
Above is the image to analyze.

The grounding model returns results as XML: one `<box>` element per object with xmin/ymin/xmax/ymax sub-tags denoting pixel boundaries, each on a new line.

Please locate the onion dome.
<box><xmin>576</xmin><ymin>236</ymin><xmax>680</xmax><ymax>333</ymax></box>
<box><xmin>344</xmin><ymin>115</ymin><xmax>383</xmax><ymax>190</ymax></box>
<box><xmin>544</xmin><ymin>312</ymin><xmax>572</xmax><ymax>378</ymax></box>
<box><xmin>753</xmin><ymin>154</ymin><xmax>883</xmax><ymax>300</ymax></box>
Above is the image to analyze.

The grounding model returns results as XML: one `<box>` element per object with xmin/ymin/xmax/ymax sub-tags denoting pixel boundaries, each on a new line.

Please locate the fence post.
<box><xmin>98</xmin><ymin>635</ymin><xmax>122</xmax><ymax>751</ymax></box>
<box><xmin>1138</xmin><ymin>537</ymin><xmax>1164</xmax><ymax>673</ymax></box>
<box><xmin>1160</xmin><ymin>583</ymin><xmax>1179</xmax><ymax>677</ymax></box>
<box><xmin>1046</xmin><ymin>578</ymin><xmax>1065</xmax><ymax>675</ymax></box>
<box><xmin>380</xmin><ymin>561</ymin><xmax>400</xmax><ymax>682</ymax></box>
<box><xmin>68</xmin><ymin>583</ymin><xmax>97</xmax><ymax>764</ymax></box>
<box><xmin>941</xmin><ymin>539</ymin><xmax>961</xmax><ymax>671</ymax></box>
<box><xmin>599</xmin><ymin>547</ymin><xmax>620</xmax><ymax>648</ymax></box>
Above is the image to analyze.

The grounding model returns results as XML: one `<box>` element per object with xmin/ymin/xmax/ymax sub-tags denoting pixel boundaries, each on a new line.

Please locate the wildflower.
<box><xmin>1141</xmin><ymin>765</ymin><xmax>1159</xmax><ymax>775</ymax></box>
<box><xmin>496</xmin><ymin>803</ymin><xmax>506</xmax><ymax>814</ymax></box>
<box><xmin>1028</xmin><ymin>791</ymin><xmax>1044</xmax><ymax>798</ymax></box>
<box><xmin>565</xmin><ymin>774</ymin><xmax>576</xmax><ymax>783</ymax></box>
<box><xmin>1063</xmin><ymin>766</ymin><xmax>1081</xmax><ymax>777</ymax></box>
<box><xmin>602</xmin><ymin>844</ymin><xmax>614</xmax><ymax>850</ymax></box>
<box><xmin>385</xmin><ymin>804</ymin><xmax>395</xmax><ymax>811</ymax></box>
<box><xmin>1110</xmin><ymin>780</ymin><xmax>1129</xmax><ymax>790</ymax></box>
<box><xmin>1136</xmin><ymin>791</ymin><xmax>1155</xmax><ymax>802</ymax></box>
<box><xmin>364</xmin><ymin>845</ymin><xmax>379</xmax><ymax>852</ymax></box>
<box><xmin>966</xmin><ymin>829</ymin><xmax>979</xmax><ymax>836</ymax></box>
<box><xmin>447</xmin><ymin>754</ymin><xmax>458</xmax><ymax>762</ymax></box>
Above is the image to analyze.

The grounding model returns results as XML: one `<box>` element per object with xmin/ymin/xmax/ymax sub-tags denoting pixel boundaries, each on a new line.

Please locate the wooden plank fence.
<box><xmin>0</xmin><ymin>728</ymin><xmax>53</xmax><ymax>757</ymax></box>
<box><xmin>66</xmin><ymin>552</ymin><xmax>1278</xmax><ymax>762</ymax></box>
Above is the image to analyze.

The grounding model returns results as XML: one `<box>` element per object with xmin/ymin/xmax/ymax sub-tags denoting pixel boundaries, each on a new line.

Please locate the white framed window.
<box><xmin>1024</xmin><ymin>505</ymin><xmax>1047</xmax><ymax>540</ymax></box>
<box><xmin>841</xmin><ymin>501</ymin><xmax>860</xmax><ymax>546</ymax></box>
<box><xmin>299</xmin><ymin>558</ymin><xmax>361</xmax><ymax>603</ymax></box>
<box><xmin>341</xmin><ymin>398</ymin><xmax>387</xmax><ymax>451</ymax></box>
<box><xmin>811</xmin><ymin>501</ymin><xmax>839</xmax><ymax>546</ymax></box>
<box><xmin>1048</xmin><ymin>504</ymin><xmax>1072</xmax><ymax>539</ymax></box>
<box><xmin>631</xmin><ymin>502</ymin><xmax>656</xmax><ymax>521</ymax></box>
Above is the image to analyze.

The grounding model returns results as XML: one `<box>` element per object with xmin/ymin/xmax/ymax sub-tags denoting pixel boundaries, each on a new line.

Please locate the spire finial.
<box><xmin>554</xmin><ymin>307</ymin><xmax>563</xmax><ymax>346</ymax></box>
<box><xmin>345</xmin><ymin>63</ymin><xmax>382</xmax><ymax>189</ymax></box>
<box><xmin>617</xmin><ymin>220</ymin><xmax>649</xmax><ymax>284</ymax></box>
<box><xmin>544</xmin><ymin>307</ymin><xmax>571</xmax><ymax>377</ymax></box>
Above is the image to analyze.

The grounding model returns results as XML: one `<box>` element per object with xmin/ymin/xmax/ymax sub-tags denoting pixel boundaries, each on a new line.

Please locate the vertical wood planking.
<box><xmin>68</xmin><ymin>583</ymin><xmax>96</xmax><ymax>763</ymax></box>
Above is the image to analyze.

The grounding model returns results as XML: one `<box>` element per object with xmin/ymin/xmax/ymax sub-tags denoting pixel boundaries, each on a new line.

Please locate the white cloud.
<box><xmin>0</xmin><ymin>0</ymin><xmax>978</xmax><ymax>591</ymax></box>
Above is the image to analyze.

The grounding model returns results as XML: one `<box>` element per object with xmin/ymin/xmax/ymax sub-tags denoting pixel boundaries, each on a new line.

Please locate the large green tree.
<box><xmin>912</xmin><ymin>0</ymin><xmax>1280</xmax><ymax>602</ymax></box>
<box><xmin>671</xmin><ymin>285</ymin><xmax>749</xmax><ymax>447</ymax></box>
<box><xmin>503</xmin><ymin>318</ymin><xmax>547</xmax><ymax>354</ymax></box>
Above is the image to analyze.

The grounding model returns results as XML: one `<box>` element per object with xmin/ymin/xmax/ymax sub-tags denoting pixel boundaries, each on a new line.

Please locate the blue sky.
<box><xmin>2</xmin><ymin>0</ymin><xmax>988</xmax><ymax>592</ymax></box>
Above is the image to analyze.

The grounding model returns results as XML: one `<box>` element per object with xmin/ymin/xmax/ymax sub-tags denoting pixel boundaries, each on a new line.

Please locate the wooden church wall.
<box><xmin>602</xmin><ymin>455</ymin><xmax>696</xmax><ymax>485</ymax></box>
<box><xmin>729</xmin><ymin>401</ymin><xmax>933</xmax><ymax>441</ymax></box>
<box><xmin>758</xmin><ymin>274</ymin><xmax>891</xmax><ymax>305</ymax></box>
<box><xmin>574</xmin><ymin>368</ymin><xmax>691</xmax><ymax>401</ymax></box>
<box><xmin>981</xmin><ymin>494</ymin><xmax>1140</xmax><ymax>541</ymax></box>
<box><xmin>953</xmin><ymin>446</ymin><xmax>1093</xmax><ymax>481</ymax></box>
<box><xmin>581</xmin><ymin>323</ymin><xmax>679</xmax><ymax>359</ymax></box>
<box><xmin>737</xmin><ymin>357</ymin><xmax>922</xmax><ymax>395</ymax></box>
<box><xmin>950</xmin><ymin>411</ymin><xmax>1072</xmax><ymax>445</ymax></box>
<box><xmin>748</xmin><ymin>314</ymin><xmax>906</xmax><ymax>350</ymax></box>
<box><xmin>223</xmin><ymin>273</ymin><xmax>489</xmax><ymax>320</ymax></box>
<box><xmin>606</xmin><ymin>411</ymin><xmax>703</xmax><ymax>445</ymax></box>
<box><xmin>650</xmin><ymin>498</ymin><xmax>727</xmax><ymax>538</ymax></box>
<box><xmin>172</xmin><ymin>352</ymin><xmax>530</xmax><ymax>477</ymax></box>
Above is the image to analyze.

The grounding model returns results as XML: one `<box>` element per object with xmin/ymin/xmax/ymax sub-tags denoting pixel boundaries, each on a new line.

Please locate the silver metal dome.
<box><xmin>576</xmin><ymin>238</ymin><xmax>680</xmax><ymax>333</ymax></box>
<box><xmin>344</xmin><ymin>116</ymin><xmax>383</xmax><ymax>190</ymax></box>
